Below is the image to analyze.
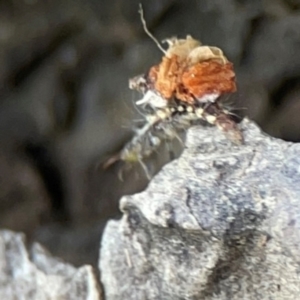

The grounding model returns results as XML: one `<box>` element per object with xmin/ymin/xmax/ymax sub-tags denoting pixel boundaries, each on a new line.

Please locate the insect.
<box><xmin>129</xmin><ymin>33</ymin><xmax>242</xmax><ymax>142</ymax></box>
<box><xmin>104</xmin><ymin>6</ymin><xmax>242</xmax><ymax>178</ymax></box>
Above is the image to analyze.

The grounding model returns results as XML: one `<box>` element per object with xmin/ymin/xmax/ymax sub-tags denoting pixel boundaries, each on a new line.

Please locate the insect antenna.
<box><xmin>138</xmin><ymin>4</ymin><xmax>166</xmax><ymax>54</ymax></box>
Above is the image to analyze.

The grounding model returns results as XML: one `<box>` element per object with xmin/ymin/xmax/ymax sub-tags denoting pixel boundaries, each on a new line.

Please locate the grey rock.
<box><xmin>0</xmin><ymin>230</ymin><xmax>102</xmax><ymax>300</ymax></box>
<box><xmin>100</xmin><ymin>119</ymin><xmax>300</xmax><ymax>299</ymax></box>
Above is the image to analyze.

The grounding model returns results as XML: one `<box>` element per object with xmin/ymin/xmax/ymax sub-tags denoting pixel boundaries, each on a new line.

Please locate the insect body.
<box><xmin>105</xmin><ymin>35</ymin><xmax>242</xmax><ymax>178</ymax></box>
<box><xmin>129</xmin><ymin>35</ymin><xmax>242</xmax><ymax>141</ymax></box>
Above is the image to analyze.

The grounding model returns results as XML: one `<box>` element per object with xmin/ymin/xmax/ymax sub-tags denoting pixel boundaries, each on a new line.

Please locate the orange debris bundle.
<box><xmin>147</xmin><ymin>35</ymin><xmax>236</xmax><ymax>104</ymax></box>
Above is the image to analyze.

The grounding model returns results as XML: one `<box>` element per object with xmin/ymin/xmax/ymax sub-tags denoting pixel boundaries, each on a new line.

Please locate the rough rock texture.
<box><xmin>100</xmin><ymin>119</ymin><xmax>300</xmax><ymax>299</ymax></box>
<box><xmin>0</xmin><ymin>230</ymin><xmax>102</xmax><ymax>300</ymax></box>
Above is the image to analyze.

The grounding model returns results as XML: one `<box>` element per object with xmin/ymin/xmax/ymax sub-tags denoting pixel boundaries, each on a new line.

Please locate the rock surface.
<box><xmin>100</xmin><ymin>119</ymin><xmax>300</xmax><ymax>299</ymax></box>
<box><xmin>0</xmin><ymin>230</ymin><xmax>102</xmax><ymax>300</ymax></box>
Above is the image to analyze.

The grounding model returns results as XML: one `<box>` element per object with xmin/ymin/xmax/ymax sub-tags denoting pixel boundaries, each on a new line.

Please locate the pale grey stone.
<box><xmin>100</xmin><ymin>119</ymin><xmax>300</xmax><ymax>299</ymax></box>
<box><xmin>0</xmin><ymin>230</ymin><xmax>102</xmax><ymax>300</ymax></box>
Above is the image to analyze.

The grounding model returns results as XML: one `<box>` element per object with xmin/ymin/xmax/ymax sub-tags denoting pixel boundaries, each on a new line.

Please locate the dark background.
<box><xmin>0</xmin><ymin>0</ymin><xmax>300</xmax><ymax>267</ymax></box>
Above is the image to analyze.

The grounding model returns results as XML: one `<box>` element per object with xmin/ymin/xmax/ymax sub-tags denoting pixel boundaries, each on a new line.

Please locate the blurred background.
<box><xmin>0</xmin><ymin>0</ymin><xmax>300</xmax><ymax>267</ymax></box>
